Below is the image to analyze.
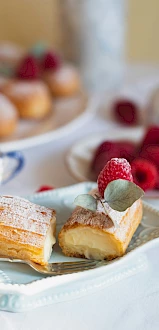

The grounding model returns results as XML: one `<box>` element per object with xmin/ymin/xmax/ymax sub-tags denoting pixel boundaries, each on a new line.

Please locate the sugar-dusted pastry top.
<box><xmin>0</xmin><ymin>195</ymin><xmax>55</xmax><ymax>248</ymax></box>
<box><xmin>5</xmin><ymin>81</ymin><xmax>50</xmax><ymax>98</ymax></box>
<box><xmin>61</xmin><ymin>193</ymin><xmax>141</xmax><ymax>240</ymax></box>
<box><xmin>50</xmin><ymin>64</ymin><xmax>79</xmax><ymax>84</ymax></box>
<box><xmin>61</xmin><ymin>206</ymin><xmax>113</xmax><ymax>231</ymax></box>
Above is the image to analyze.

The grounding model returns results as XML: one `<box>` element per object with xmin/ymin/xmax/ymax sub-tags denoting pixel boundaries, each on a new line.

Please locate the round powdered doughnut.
<box><xmin>44</xmin><ymin>64</ymin><xmax>81</xmax><ymax>97</ymax></box>
<box><xmin>0</xmin><ymin>94</ymin><xmax>18</xmax><ymax>137</ymax></box>
<box><xmin>5</xmin><ymin>80</ymin><xmax>52</xmax><ymax>119</ymax></box>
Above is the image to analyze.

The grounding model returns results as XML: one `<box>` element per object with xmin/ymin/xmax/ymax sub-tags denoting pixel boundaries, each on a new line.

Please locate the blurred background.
<box><xmin>0</xmin><ymin>0</ymin><xmax>158</xmax><ymax>62</ymax></box>
<box><xmin>1</xmin><ymin>0</ymin><xmax>159</xmax><ymax>193</ymax></box>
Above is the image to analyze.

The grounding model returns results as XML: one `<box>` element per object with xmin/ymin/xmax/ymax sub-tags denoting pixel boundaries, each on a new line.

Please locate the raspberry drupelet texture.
<box><xmin>97</xmin><ymin>158</ymin><xmax>133</xmax><ymax>197</ymax></box>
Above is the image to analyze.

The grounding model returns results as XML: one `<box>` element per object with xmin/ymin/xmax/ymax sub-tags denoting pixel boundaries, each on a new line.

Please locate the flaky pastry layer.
<box><xmin>0</xmin><ymin>196</ymin><xmax>56</xmax><ymax>265</ymax></box>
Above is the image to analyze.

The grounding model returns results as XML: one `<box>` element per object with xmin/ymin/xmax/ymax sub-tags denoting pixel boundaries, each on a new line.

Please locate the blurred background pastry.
<box><xmin>4</xmin><ymin>80</ymin><xmax>52</xmax><ymax>119</ymax></box>
<box><xmin>0</xmin><ymin>93</ymin><xmax>18</xmax><ymax>137</ymax></box>
<box><xmin>44</xmin><ymin>64</ymin><xmax>81</xmax><ymax>97</ymax></box>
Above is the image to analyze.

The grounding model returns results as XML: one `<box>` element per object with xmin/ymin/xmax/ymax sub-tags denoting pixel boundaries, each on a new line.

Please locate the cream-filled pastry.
<box><xmin>44</xmin><ymin>64</ymin><xmax>81</xmax><ymax>97</ymax></box>
<box><xmin>0</xmin><ymin>196</ymin><xmax>56</xmax><ymax>265</ymax></box>
<box><xmin>59</xmin><ymin>196</ymin><xmax>142</xmax><ymax>261</ymax></box>
<box><xmin>59</xmin><ymin>158</ymin><xmax>144</xmax><ymax>261</ymax></box>
<box><xmin>4</xmin><ymin>80</ymin><xmax>52</xmax><ymax>119</ymax></box>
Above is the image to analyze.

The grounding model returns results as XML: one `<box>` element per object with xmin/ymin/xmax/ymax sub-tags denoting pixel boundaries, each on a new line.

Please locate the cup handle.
<box><xmin>1</xmin><ymin>151</ymin><xmax>25</xmax><ymax>184</ymax></box>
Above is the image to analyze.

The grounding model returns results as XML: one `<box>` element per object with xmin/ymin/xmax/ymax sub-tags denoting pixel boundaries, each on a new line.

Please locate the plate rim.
<box><xmin>0</xmin><ymin>95</ymin><xmax>98</xmax><ymax>152</ymax></box>
<box><xmin>0</xmin><ymin>230</ymin><xmax>157</xmax><ymax>296</ymax></box>
<box><xmin>0</xmin><ymin>182</ymin><xmax>158</xmax><ymax>296</ymax></box>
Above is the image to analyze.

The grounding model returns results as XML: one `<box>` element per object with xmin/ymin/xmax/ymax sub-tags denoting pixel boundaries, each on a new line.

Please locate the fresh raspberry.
<box><xmin>92</xmin><ymin>142</ymin><xmax>119</xmax><ymax>177</ymax></box>
<box><xmin>41</xmin><ymin>51</ymin><xmax>61</xmax><ymax>71</ymax></box>
<box><xmin>92</xmin><ymin>141</ymin><xmax>136</xmax><ymax>177</ymax></box>
<box><xmin>115</xmin><ymin>141</ymin><xmax>136</xmax><ymax>163</ymax></box>
<box><xmin>113</xmin><ymin>99</ymin><xmax>138</xmax><ymax>125</ymax></box>
<box><xmin>97</xmin><ymin>158</ymin><xmax>133</xmax><ymax>197</ymax></box>
<box><xmin>155</xmin><ymin>175</ymin><xmax>159</xmax><ymax>190</ymax></box>
<box><xmin>17</xmin><ymin>55</ymin><xmax>40</xmax><ymax>79</ymax></box>
<box><xmin>131</xmin><ymin>158</ymin><xmax>158</xmax><ymax>191</ymax></box>
<box><xmin>139</xmin><ymin>144</ymin><xmax>159</xmax><ymax>168</ymax></box>
<box><xmin>141</xmin><ymin>126</ymin><xmax>159</xmax><ymax>146</ymax></box>
<box><xmin>36</xmin><ymin>185</ymin><xmax>54</xmax><ymax>192</ymax></box>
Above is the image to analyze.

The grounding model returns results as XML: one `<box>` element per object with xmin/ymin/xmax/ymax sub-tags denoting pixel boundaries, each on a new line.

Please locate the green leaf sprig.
<box><xmin>74</xmin><ymin>179</ymin><xmax>144</xmax><ymax>213</ymax></box>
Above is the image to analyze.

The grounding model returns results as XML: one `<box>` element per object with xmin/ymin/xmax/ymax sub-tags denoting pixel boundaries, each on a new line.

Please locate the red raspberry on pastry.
<box><xmin>113</xmin><ymin>99</ymin><xmax>138</xmax><ymax>125</ymax></box>
<box><xmin>17</xmin><ymin>55</ymin><xmax>40</xmax><ymax>80</ymax></box>
<box><xmin>141</xmin><ymin>126</ymin><xmax>159</xmax><ymax>146</ymax></box>
<box><xmin>36</xmin><ymin>185</ymin><xmax>54</xmax><ymax>192</ymax></box>
<box><xmin>139</xmin><ymin>144</ymin><xmax>159</xmax><ymax>168</ymax></box>
<box><xmin>41</xmin><ymin>51</ymin><xmax>61</xmax><ymax>71</ymax></box>
<box><xmin>131</xmin><ymin>158</ymin><xmax>158</xmax><ymax>191</ymax></box>
<box><xmin>98</xmin><ymin>158</ymin><xmax>133</xmax><ymax>197</ymax></box>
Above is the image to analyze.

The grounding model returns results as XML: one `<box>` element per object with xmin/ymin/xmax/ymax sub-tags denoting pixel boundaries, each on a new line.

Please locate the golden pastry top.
<box><xmin>62</xmin><ymin>197</ymin><xmax>141</xmax><ymax>240</ymax></box>
<box><xmin>5</xmin><ymin>81</ymin><xmax>50</xmax><ymax>98</ymax></box>
<box><xmin>0</xmin><ymin>196</ymin><xmax>56</xmax><ymax>248</ymax></box>
<box><xmin>62</xmin><ymin>206</ymin><xmax>113</xmax><ymax>232</ymax></box>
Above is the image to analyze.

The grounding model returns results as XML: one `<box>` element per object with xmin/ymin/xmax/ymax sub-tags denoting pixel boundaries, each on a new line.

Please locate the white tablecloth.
<box><xmin>1</xmin><ymin>64</ymin><xmax>159</xmax><ymax>330</ymax></box>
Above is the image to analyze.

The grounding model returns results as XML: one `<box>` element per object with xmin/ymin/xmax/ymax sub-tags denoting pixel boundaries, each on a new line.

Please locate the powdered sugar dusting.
<box><xmin>66</xmin><ymin>187</ymin><xmax>140</xmax><ymax>236</ymax></box>
<box><xmin>66</xmin><ymin>206</ymin><xmax>113</xmax><ymax>230</ymax></box>
<box><xmin>50</xmin><ymin>64</ymin><xmax>79</xmax><ymax>84</ymax></box>
<box><xmin>0</xmin><ymin>196</ymin><xmax>55</xmax><ymax>248</ymax></box>
<box><xmin>107</xmin><ymin>199</ymin><xmax>140</xmax><ymax>240</ymax></box>
<box><xmin>96</xmin><ymin>200</ymin><xmax>127</xmax><ymax>228</ymax></box>
<box><xmin>7</xmin><ymin>81</ymin><xmax>48</xmax><ymax>97</ymax></box>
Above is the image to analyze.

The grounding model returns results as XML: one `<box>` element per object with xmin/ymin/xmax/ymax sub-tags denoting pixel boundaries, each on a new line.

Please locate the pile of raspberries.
<box><xmin>92</xmin><ymin>126</ymin><xmax>159</xmax><ymax>191</ymax></box>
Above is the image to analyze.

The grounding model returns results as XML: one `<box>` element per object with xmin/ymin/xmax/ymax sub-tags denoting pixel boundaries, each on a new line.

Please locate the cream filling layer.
<box><xmin>44</xmin><ymin>217</ymin><xmax>56</xmax><ymax>262</ymax></box>
<box><xmin>64</xmin><ymin>227</ymin><xmax>119</xmax><ymax>260</ymax></box>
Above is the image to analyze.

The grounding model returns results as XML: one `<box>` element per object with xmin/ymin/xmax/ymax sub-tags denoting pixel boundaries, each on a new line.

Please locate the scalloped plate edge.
<box><xmin>0</xmin><ymin>183</ymin><xmax>158</xmax><ymax>297</ymax></box>
<box><xmin>0</xmin><ymin>234</ymin><xmax>156</xmax><ymax>297</ymax></box>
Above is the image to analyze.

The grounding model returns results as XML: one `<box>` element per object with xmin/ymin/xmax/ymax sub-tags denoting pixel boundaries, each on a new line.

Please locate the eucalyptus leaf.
<box><xmin>30</xmin><ymin>42</ymin><xmax>47</xmax><ymax>58</ymax></box>
<box><xmin>104</xmin><ymin>179</ymin><xmax>144</xmax><ymax>212</ymax></box>
<box><xmin>74</xmin><ymin>194</ymin><xmax>97</xmax><ymax>212</ymax></box>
